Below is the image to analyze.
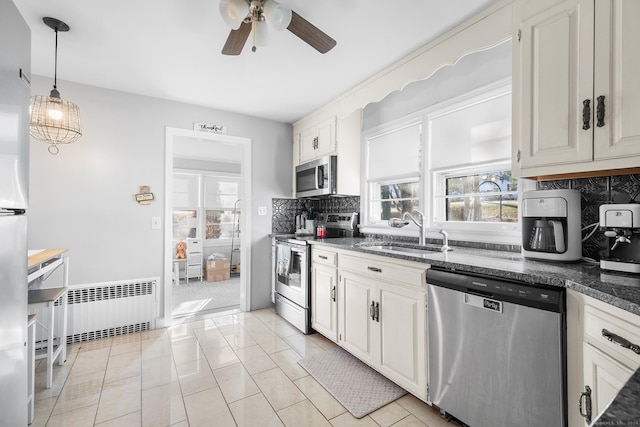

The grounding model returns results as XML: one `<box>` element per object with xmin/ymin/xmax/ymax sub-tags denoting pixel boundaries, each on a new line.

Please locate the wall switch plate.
<box><xmin>258</xmin><ymin>206</ymin><xmax>267</xmax><ymax>216</ymax></box>
<box><xmin>151</xmin><ymin>216</ymin><xmax>161</xmax><ymax>230</ymax></box>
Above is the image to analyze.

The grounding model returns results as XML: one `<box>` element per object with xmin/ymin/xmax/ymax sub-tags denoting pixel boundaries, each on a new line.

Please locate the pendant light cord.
<box><xmin>53</xmin><ymin>26</ymin><xmax>58</xmax><ymax>90</ymax></box>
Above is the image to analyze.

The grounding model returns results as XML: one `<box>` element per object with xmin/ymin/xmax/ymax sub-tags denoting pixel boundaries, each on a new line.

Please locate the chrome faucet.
<box><xmin>439</xmin><ymin>229</ymin><xmax>451</xmax><ymax>252</ymax></box>
<box><xmin>388</xmin><ymin>210</ymin><xmax>425</xmax><ymax>245</ymax></box>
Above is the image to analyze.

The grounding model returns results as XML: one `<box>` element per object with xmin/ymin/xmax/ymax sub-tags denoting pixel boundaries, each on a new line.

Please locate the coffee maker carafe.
<box><xmin>522</xmin><ymin>189</ymin><xmax>581</xmax><ymax>261</ymax></box>
<box><xmin>599</xmin><ymin>204</ymin><xmax>640</xmax><ymax>273</ymax></box>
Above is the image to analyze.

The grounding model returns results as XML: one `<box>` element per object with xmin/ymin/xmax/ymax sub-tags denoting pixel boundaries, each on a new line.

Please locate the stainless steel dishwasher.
<box><xmin>427</xmin><ymin>268</ymin><xmax>566</xmax><ymax>427</ymax></box>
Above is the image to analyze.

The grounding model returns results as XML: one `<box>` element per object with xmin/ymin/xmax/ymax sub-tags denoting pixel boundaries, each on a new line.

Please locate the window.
<box><xmin>362</xmin><ymin>79</ymin><xmax>531</xmax><ymax>243</ymax></box>
<box><xmin>429</xmin><ymin>82</ymin><xmax>527</xmax><ymax>233</ymax></box>
<box><xmin>172</xmin><ymin>171</ymin><xmax>241</xmax><ymax>243</ymax></box>
<box><xmin>366</xmin><ymin>122</ymin><xmax>422</xmax><ymax>224</ymax></box>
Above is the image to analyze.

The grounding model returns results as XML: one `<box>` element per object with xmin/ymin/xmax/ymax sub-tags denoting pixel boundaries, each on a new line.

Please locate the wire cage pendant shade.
<box><xmin>30</xmin><ymin>17</ymin><xmax>82</xmax><ymax>155</ymax></box>
<box><xmin>30</xmin><ymin>94</ymin><xmax>81</xmax><ymax>143</ymax></box>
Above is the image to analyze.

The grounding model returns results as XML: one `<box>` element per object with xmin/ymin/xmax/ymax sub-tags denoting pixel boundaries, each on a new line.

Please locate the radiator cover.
<box><xmin>65</xmin><ymin>277</ymin><xmax>158</xmax><ymax>344</ymax></box>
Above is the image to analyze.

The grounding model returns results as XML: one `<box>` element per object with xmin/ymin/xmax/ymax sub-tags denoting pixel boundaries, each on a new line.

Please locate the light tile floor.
<box><xmin>31</xmin><ymin>307</ymin><xmax>458</xmax><ymax>427</ymax></box>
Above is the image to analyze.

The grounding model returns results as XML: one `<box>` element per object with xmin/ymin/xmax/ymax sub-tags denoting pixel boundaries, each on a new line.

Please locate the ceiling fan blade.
<box><xmin>287</xmin><ymin>11</ymin><xmax>336</xmax><ymax>54</ymax></box>
<box><xmin>222</xmin><ymin>21</ymin><xmax>252</xmax><ymax>55</ymax></box>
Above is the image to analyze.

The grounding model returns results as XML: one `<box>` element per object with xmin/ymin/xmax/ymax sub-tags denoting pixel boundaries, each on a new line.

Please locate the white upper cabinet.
<box><xmin>298</xmin><ymin>116</ymin><xmax>337</xmax><ymax>164</ymax></box>
<box><xmin>513</xmin><ymin>0</ymin><xmax>640</xmax><ymax>178</ymax></box>
<box><xmin>593</xmin><ymin>0</ymin><xmax>640</xmax><ymax>160</ymax></box>
<box><xmin>292</xmin><ymin>108</ymin><xmax>362</xmax><ymax>196</ymax></box>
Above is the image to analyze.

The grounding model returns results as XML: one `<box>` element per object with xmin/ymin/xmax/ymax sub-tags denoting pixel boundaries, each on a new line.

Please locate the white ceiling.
<box><xmin>13</xmin><ymin>0</ymin><xmax>500</xmax><ymax>124</ymax></box>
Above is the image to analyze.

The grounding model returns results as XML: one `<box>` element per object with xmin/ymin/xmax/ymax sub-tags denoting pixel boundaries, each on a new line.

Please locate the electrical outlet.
<box><xmin>258</xmin><ymin>206</ymin><xmax>267</xmax><ymax>216</ymax></box>
<box><xmin>151</xmin><ymin>216</ymin><xmax>161</xmax><ymax>230</ymax></box>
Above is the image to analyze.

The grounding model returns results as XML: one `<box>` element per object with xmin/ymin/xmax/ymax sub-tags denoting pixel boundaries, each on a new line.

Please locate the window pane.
<box><xmin>379</xmin><ymin>200</ymin><xmax>420</xmax><ymax>220</ymax></box>
<box><xmin>173</xmin><ymin>174</ymin><xmax>200</xmax><ymax>207</ymax></box>
<box><xmin>378</xmin><ymin>182</ymin><xmax>421</xmax><ymax>200</ymax></box>
<box><xmin>443</xmin><ymin>170</ymin><xmax>518</xmax><ymax>223</ymax></box>
<box><xmin>206</xmin><ymin>209</ymin><xmax>240</xmax><ymax>239</ymax></box>
<box><xmin>446</xmin><ymin>194</ymin><xmax>518</xmax><ymax>222</ymax></box>
<box><xmin>445</xmin><ymin>171</ymin><xmax>517</xmax><ymax>195</ymax></box>
<box><xmin>204</xmin><ymin>176</ymin><xmax>240</xmax><ymax>208</ymax></box>
<box><xmin>173</xmin><ymin>210</ymin><xmax>197</xmax><ymax>239</ymax></box>
<box><xmin>371</xmin><ymin>181</ymin><xmax>420</xmax><ymax>221</ymax></box>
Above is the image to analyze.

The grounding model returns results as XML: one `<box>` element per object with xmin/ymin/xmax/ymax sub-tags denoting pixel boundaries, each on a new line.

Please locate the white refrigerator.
<box><xmin>0</xmin><ymin>1</ymin><xmax>31</xmax><ymax>424</ymax></box>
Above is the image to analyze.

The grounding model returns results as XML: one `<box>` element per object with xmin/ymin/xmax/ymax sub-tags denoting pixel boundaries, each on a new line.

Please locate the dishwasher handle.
<box><xmin>464</xmin><ymin>293</ymin><xmax>503</xmax><ymax>313</ymax></box>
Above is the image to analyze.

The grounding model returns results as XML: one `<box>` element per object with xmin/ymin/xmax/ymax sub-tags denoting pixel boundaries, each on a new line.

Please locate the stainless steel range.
<box><xmin>273</xmin><ymin>212</ymin><xmax>358</xmax><ymax>334</ymax></box>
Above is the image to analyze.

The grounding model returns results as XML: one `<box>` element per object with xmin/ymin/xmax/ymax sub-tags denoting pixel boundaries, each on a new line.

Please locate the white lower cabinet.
<box><xmin>310</xmin><ymin>248</ymin><xmax>339</xmax><ymax>342</ymax></box>
<box><xmin>337</xmin><ymin>251</ymin><xmax>428</xmax><ymax>399</ymax></box>
<box><xmin>572</xmin><ymin>291</ymin><xmax>640</xmax><ymax>425</ymax></box>
<box><xmin>582</xmin><ymin>343</ymin><xmax>634</xmax><ymax>424</ymax></box>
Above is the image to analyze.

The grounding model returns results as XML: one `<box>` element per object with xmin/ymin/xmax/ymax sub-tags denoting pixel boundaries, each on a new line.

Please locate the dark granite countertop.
<box><xmin>305</xmin><ymin>236</ymin><xmax>640</xmax><ymax>425</ymax></box>
<box><xmin>307</xmin><ymin>237</ymin><xmax>640</xmax><ymax>315</ymax></box>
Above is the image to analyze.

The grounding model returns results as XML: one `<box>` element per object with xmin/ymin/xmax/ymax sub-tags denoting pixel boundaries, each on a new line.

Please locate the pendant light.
<box><xmin>30</xmin><ymin>17</ymin><xmax>82</xmax><ymax>155</ymax></box>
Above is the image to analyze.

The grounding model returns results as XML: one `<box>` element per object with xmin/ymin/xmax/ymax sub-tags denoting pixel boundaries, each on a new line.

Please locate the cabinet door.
<box><xmin>299</xmin><ymin>127</ymin><xmax>318</xmax><ymax>164</ymax></box>
<box><xmin>583</xmin><ymin>343</ymin><xmax>634</xmax><ymax>424</ymax></box>
<box><xmin>377</xmin><ymin>282</ymin><xmax>426</xmax><ymax>396</ymax></box>
<box><xmin>515</xmin><ymin>0</ymin><xmax>594</xmax><ymax>171</ymax></box>
<box><xmin>339</xmin><ymin>271</ymin><xmax>377</xmax><ymax>366</ymax></box>
<box><xmin>314</xmin><ymin>118</ymin><xmax>336</xmax><ymax>158</ymax></box>
<box><xmin>311</xmin><ymin>263</ymin><xmax>338</xmax><ymax>342</ymax></box>
<box><xmin>593</xmin><ymin>0</ymin><xmax>640</xmax><ymax>160</ymax></box>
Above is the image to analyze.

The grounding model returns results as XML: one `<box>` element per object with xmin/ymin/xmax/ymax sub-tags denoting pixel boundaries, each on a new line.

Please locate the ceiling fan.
<box><xmin>219</xmin><ymin>0</ymin><xmax>336</xmax><ymax>55</ymax></box>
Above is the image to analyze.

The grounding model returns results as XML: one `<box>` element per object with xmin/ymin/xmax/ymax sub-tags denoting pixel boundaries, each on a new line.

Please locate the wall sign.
<box><xmin>135</xmin><ymin>185</ymin><xmax>154</xmax><ymax>205</ymax></box>
<box><xmin>194</xmin><ymin>122</ymin><xmax>228</xmax><ymax>134</ymax></box>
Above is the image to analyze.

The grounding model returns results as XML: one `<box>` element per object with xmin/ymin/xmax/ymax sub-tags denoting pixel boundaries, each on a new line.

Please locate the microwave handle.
<box><xmin>314</xmin><ymin>166</ymin><xmax>321</xmax><ymax>190</ymax></box>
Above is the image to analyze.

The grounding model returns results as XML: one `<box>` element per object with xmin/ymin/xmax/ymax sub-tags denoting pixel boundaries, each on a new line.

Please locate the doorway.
<box><xmin>163</xmin><ymin>127</ymin><xmax>252</xmax><ymax>327</ymax></box>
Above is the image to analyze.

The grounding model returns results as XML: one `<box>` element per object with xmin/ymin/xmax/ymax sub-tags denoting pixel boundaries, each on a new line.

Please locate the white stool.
<box><xmin>28</xmin><ymin>287</ymin><xmax>67</xmax><ymax>389</ymax></box>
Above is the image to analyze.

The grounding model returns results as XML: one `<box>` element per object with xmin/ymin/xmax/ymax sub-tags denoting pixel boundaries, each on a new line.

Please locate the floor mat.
<box><xmin>298</xmin><ymin>346</ymin><xmax>407</xmax><ymax>418</ymax></box>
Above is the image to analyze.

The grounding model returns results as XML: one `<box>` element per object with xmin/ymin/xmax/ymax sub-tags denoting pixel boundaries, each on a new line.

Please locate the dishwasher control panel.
<box><xmin>427</xmin><ymin>268</ymin><xmax>564</xmax><ymax>313</ymax></box>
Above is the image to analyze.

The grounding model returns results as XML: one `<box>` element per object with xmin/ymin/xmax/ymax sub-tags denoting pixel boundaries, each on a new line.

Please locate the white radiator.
<box><xmin>64</xmin><ymin>277</ymin><xmax>158</xmax><ymax>344</ymax></box>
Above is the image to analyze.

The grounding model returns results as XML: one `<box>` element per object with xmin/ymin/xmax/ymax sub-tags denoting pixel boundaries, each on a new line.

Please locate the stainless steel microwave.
<box><xmin>295</xmin><ymin>155</ymin><xmax>337</xmax><ymax>198</ymax></box>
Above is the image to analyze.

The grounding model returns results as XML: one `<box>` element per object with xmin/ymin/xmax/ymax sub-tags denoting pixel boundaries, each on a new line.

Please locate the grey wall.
<box><xmin>28</xmin><ymin>75</ymin><xmax>292</xmax><ymax>311</ymax></box>
<box><xmin>364</xmin><ymin>41</ymin><xmax>512</xmax><ymax>129</ymax></box>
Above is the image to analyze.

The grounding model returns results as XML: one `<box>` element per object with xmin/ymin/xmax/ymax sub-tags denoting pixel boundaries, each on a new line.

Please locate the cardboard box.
<box><xmin>206</xmin><ymin>268</ymin><xmax>230</xmax><ymax>282</ymax></box>
<box><xmin>206</xmin><ymin>259</ymin><xmax>230</xmax><ymax>270</ymax></box>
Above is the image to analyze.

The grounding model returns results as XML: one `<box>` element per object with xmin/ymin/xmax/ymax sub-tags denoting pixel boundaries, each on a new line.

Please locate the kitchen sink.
<box><xmin>358</xmin><ymin>243</ymin><xmax>451</xmax><ymax>257</ymax></box>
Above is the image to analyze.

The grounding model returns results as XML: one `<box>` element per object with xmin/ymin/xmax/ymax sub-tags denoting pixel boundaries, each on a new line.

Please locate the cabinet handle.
<box><xmin>367</xmin><ymin>266</ymin><xmax>382</xmax><ymax>273</ymax></box>
<box><xmin>582</xmin><ymin>99</ymin><xmax>591</xmax><ymax>130</ymax></box>
<box><xmin>319</xmin><ymin>255</ymin><xmax>328</xmax><ymax>260</ymax></box>
<box><xmin>374</xmin><ymin>302</ymin><xmax>380</xmax><ymax>322</ymax></box>
<box><xmin>578</xmin><ymin>385</ymin><xmax>592</xmax><ymax>424</ymax></box>
<box><xmin>331</xmin><ymin>285</ymin><xmax>336</xmax><ymax>302</ymax></box>
<box><xmin>370</xmin><ymin>301</ymin><xmax>375</xmax><ymax>320</ymax></box>
<box><xmin>596</xmin><ymin>95</ymin><xmax>606</xmax><ymax>127</ymax></box>
<box><xmin>602</xmin><ymin>328</ymin><xmax>640</xmax><ymax>355</ymax></box>
<box><xmin>313</xmin><ymin>136</ymin><xmax>319</xmax><ymax>149</ymax></box>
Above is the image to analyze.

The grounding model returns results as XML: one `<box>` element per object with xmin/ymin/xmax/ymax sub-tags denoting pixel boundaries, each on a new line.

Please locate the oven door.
<box><xmin>274</xmin><ymin>242</ymin><xmax>309</xmax><ymax>308</ymax></box>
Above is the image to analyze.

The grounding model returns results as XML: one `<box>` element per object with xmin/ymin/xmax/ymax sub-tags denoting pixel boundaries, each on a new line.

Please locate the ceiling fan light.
<box><xmin>219</xmin><ymin>0</ymin><xmax>249</xmax><ymax>30</ymax></box>
<box><xmin>253</xmin><ymin>18</ymin><xmax>270</xmax><ymax>46</ymax></box>
<box><xmin>263</xmin><ymin>0</ymin><xmax>292</xmax><ymax>31</ymax></box>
